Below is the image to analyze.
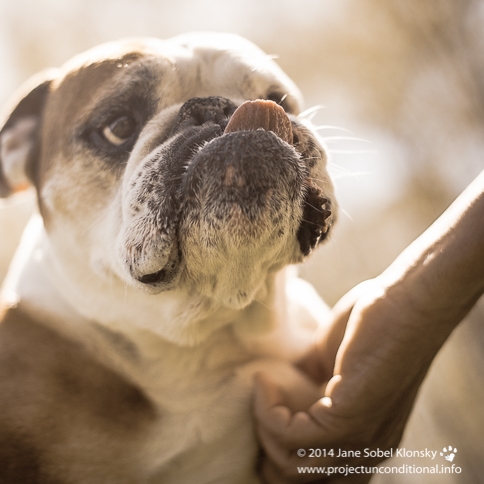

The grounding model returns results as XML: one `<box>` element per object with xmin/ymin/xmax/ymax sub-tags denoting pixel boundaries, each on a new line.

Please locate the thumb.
<box><xmin>307</xmin><ymin>375</ymin><xmax>348</xmax><ymax>437</ymax></box>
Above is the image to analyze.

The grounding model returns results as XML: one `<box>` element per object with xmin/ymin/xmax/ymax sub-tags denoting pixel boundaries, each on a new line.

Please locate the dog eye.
<box><xmin>102</xmin><ymin>115</ymin><xmax>136</xmax><ymax>146</ymax></box>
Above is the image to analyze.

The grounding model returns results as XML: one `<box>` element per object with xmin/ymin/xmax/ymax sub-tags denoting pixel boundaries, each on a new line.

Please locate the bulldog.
<box><xmin>0</xmin><ymin>33</ymin><xmax>336</xmax><ymax>483</ymax></box>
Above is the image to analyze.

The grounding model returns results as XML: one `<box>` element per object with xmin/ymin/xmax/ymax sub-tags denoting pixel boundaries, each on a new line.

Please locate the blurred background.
<box><xmin>0</xmin><ymin>1</ymin><xmax>483</xmax><ymax>482</ymax></box>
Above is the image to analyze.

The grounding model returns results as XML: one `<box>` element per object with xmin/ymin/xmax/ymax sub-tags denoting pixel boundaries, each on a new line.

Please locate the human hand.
<box><xmin>254</xmin><ymin>279</ymin><xmax>446</xmax><ymax>483</ymax></box>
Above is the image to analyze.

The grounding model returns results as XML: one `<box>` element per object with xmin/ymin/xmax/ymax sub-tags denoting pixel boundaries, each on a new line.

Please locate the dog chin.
<box><xmin>115</xmin><ymin>120</ymin><xmax>309</xmax><ymax>304</ymax></box>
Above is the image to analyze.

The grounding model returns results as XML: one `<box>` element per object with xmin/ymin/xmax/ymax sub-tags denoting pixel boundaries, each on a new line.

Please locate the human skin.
<box><xmin>255</xmin><ymin>170</ymin><xmax>484</xmax><ymax>483</ymax></box>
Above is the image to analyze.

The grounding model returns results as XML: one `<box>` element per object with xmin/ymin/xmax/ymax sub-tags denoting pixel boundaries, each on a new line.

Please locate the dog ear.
<box><xmin>0</xmin><ymin>70</ymin><xmax>58</xmax><ymax>197</ymax></box>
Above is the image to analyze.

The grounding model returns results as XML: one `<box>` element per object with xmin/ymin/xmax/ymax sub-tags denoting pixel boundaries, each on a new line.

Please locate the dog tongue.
<box><xmin>224</xmin><ymin>100</ymin><xmax>293</xmax><ymax>144</ymax></box>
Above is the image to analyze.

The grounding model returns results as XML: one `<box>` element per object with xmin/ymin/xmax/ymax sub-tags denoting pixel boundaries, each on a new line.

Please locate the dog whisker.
<box><xmin>327</xmin><ymin>164</ymin><xmax>371</xmax><ymax>180</ymax></box>
<box><xmin>340</xmin><ymin>207</ymin><xmax>353</xmax><ymax>222</ymax></box>
<box><xmin>298</xmin><ymin>105</ymin><xmax>325</xmax><ymax>120</ymax></box>
<box><xmin>330</xmin><ymin>172</ymin><xmax>371</xmax><ymax>180</ymax></box>
<box><xmin>306</xmin><ymin>176</ymin><xmax>330</xmax><ymax>184</ymax></box>
<box><xmin>81</xmin><ymin>211</ymin><xmax>110</xmax><ymax>236</ymax></box>
<box><xmin>253</xmin><ymin>297</ymin><xmax>277</xmax><ymax>314</ymax></box>
<box><xmin>303</xmin><ymin>201</ymin><xmax>330</xmax><ymax>216</ymax></box>
<box><xmin>321</xmin><ymin>136</ymin><xmax>372</xmax><ymax>143</ymax></box>
<box><xmin>300</xmin><ymin>217</ymin><xmax>326</xmax><ymax>227</ymax></box>
<box><xmin>268</xmin><ymin>233</ymin><xmax>288</xmax><ymax>266</ymax></box>
<box><xmin>327</xmin><ymin>149</ymin><xmax>378</xmax><ymax>154</ymax></box>
<box><xmin>314</xmin><ymin>125</ymin><xmax>354</xmax><ymax>134</ymax></box>
<box><xmin>326</xmin><ymin>162</ymin><xmax>352</xmax><ymax>173</ymax></box>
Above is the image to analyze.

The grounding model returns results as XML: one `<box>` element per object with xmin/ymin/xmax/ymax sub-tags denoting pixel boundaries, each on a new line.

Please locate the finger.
<box><xmin>255</xmin><ymin>373</ymin><xmax>346</xmax><ymax>449</ymax></box>
<box><xmin>254</xmin><ymin>373</ymin><xmax>292</xmax><ymax>432</ymax></box>
<box><xmin>254</xmin><ymin>372</ymin><xmax>287</xmax><ymax>407</ymax></box>
<box><xmin>254</xmin><ymin>374</ymin><xmax>320</xmax><ymax>446</ymax></box>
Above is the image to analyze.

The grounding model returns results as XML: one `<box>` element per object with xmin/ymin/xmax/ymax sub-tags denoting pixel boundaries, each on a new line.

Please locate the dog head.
<box><xmin>0</xmin><ymin>33</ymin><xmax>336</xmax><ymax>343</ymax></box>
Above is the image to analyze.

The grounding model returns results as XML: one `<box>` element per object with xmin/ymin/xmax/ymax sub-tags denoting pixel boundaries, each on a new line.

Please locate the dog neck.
<box><xmin>1</xmin><ymin>214</ymin><xmax>310</xmax><ymax>359</ymax></box>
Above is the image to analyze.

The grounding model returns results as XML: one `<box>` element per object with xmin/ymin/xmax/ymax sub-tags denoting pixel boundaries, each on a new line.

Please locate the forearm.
<box><xmin>380</xmin><ymin>170</ymin><xmax>484</xmax><ymax>333</ymax></box>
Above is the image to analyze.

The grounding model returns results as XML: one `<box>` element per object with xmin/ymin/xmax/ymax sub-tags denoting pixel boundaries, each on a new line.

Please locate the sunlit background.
<box><xmin>1</xmin><ymin>1</ymin><xmax>483</xmax><ymax>482</ymax></box>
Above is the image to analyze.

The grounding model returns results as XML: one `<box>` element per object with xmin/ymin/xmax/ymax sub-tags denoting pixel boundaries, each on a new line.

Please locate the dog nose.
<box><xmin>172</xmin><ymin>96</ymin><xmax>238</xmax><ymax>134</ymax></box>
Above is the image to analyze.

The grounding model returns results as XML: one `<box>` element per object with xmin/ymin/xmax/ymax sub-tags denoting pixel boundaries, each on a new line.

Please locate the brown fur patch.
<box><xmin>0</xmin><ymin>305</ymin><xmax>158</xmax><ymax>482</ymax></box>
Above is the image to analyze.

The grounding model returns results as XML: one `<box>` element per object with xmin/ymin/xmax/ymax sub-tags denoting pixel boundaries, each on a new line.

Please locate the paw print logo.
<box><xmin>440</xmin><ymin>446</ymin><xmax>457</xmax><ymax>463</ymax></box>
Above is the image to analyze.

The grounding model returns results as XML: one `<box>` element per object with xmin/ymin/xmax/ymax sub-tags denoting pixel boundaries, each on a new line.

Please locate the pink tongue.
<box><xmin>224</xmin><ymin>99</ymin><xmax>293</xmax><ymax>144</ymax></box>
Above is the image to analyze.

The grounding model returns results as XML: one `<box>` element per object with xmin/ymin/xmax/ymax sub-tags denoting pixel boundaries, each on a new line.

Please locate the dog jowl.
<box><xmin>0</xmin><ymin>33</ymin><xmax>336</xmax><ymax>483</ymax></box>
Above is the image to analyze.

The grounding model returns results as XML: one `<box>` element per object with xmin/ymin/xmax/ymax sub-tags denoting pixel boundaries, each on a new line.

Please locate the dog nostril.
<box><xmin>193</xmin><ymin>112</ymin><xmax>206</xmax><ymax>126</ymax></box>
<box><xmin>223</xmin><ymin>105</ymin><xmax>235</xmax><ymax>117</ymax></box>
<box><xmin>137</xmin><ymin>269</ymin><xmax>166</xmax><ymax>285</ymax></box>
<box><xmin>173</xmin><ymin>97</ymin><xmax>238</xmax><ymax>133</ymax></box>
